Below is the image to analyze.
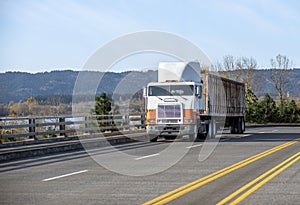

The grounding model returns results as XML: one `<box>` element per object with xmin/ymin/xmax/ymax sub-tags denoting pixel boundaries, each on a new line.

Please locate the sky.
<box><xmin>0</xmin><ymin>0</ymin><xmax>299</xmax><ymax>73</ymax></box>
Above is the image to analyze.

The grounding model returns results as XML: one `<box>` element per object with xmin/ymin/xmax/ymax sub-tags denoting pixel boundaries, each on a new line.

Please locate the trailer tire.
<box><xmin>231</xmin><ymin>118</ymin><xmax>244</xmax><ymax>134</ymax></box>
<box><xmin>213</xmin><ymin>119</ymin><xmax>217</xmax><ymax>138</ymax></box>
<box><xmin>198</xmin><ymin>133</ymin><xmax>206</xmax><ymax>139</ymax></box>
<box><xmin>241</xmin><ymin>118</ymin><xmax>245</xmax><ymax>133</ymax></box>
<box><xmin>230</xmin><ymin>126</ymin><xmax>236</xmax><ymax>134</ymax></box>
<box><xmin>208</xmin><ymin>119</ymin><xmax>216</xmax><ymax>139</ymax></box>
<box><xmin>238</xmin><ymin>118</ymin><xmax>244</xmax><ymax>134</ymax></box>
<box><xmin>149</xmin><ymin>135</ymin><xmax>158</xmax><ymax>142</ymax></box>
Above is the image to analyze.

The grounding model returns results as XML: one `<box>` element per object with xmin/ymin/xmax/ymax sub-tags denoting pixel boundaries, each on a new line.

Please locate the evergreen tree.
<box><xmin>92</xmin><ymin>93</ymin><xmax>112</xmax><ymax>129</ymax></box>
<box><xmin>284</xmin><ymin>100</ymin><xmax>299</xmax><ymax>123</ymax></box>
<box><xmin>93</xmin><ymin>93</ymin><xmax>112</xmax><ymax>115</ymax></box>
<box><xmin>245</xmin><ymin>89</ymin><xmax>263</xmax><ymax>123</ymax></box>
<box><xmin>259</xmin><ymin>94</ymin><xmax>278</xmax><ymax>123</ymax></box>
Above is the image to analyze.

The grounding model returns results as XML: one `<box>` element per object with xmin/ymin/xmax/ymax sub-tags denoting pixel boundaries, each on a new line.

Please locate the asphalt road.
<box><xmin>0</xmin><ymin>126</ymin><xmax>299</xmax><ymax>205</ymax></box>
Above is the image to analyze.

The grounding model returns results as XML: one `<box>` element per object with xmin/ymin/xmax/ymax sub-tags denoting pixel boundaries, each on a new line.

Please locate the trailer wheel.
<box><xmin>208</xmin><ymin>119</ymin><xmax>216</xmax><ymax>139</ymax></box>
<box><xmin>198</xmin><ymin>133</ymin><xmax>206</xmax><ymax>139</ymax></box>
<box><xmin>213</xmin><ymin>119</ymin><xmax>217</xmax><ymax>138</ymax></box>
<box><xmin>237</xmin><ymin>117</ymin><xmax>244</xmax><ymax>134</ymax></box>
<box><xmin>230</xmin><ymin>126</ymin><xmax>236</xmax><ymax>134</ymax></box>
<box><xmin>241</xmin><ymin>118</ymin><xmax>245</xmax><ymax>133</ymax></box>
<box><xmin>231</xmin><ymin>118</ymin><xmax>244</xmax><ymax>134</ymax></box>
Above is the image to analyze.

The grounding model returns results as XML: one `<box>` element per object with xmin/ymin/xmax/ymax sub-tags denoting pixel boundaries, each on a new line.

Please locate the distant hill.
<box><xmin>0</xmin><ymin>70</ymin><xmax>157</xmax><ymax>103</ymax></box>
<box><xmin>225</xmin><ymin>68</ymin><xmax>300</xmax><ymax>99</ymax></box>
<box><xmin>251</xmin><ymin>69</ymin><xmax>300</xmax><ymax>99</ymax></box>
<box><xmin>0</xmin><ymin>70</ymin><xmax>78</xmax><ymax>103</ymax></box>
<box><xmin>0</xmin><ymin>69</ymin><xmax>299</xmax><ymax>103</ymax></box>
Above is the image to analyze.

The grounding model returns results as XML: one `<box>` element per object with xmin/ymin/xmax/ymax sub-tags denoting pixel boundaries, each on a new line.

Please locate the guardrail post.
<box><xmin>141</xmin><ymin>114</ymin><xmax>146</xmax><ymax>128</ymax></box>
<box><xmin>29</xmin><ymin>118</ymin><xmax>37</xmax><ymax>140</ymax></box>
<box><xmin>122</xmin><ymin>115</ymin><xmax>127</xmax><ymax>131</ymax></box>
<box><xmin>59</xmin><ymin>117</ymin><xmax>66</xmax><ymax>137</ymax></box>
<box><xmin>0</xmin><ymin>119</ymin><xmax>2</xmax><ymax>140</ymax></box>
<box><xmin>85</xmin><ymin>116</ymin><xmax>89</xmax><ymax>134</ymax></box>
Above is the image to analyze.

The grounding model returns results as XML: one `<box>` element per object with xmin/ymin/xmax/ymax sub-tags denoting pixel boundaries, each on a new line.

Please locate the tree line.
<box><xmin>216</xmin><ymin>54</ymin><xmax>300</xmax><ymax>123</ymax></box>
<box><xmin>1</xmin><ymin>54</ymin><xmax>299</xmax><ymax>123</ymax></box>
<box><xmin>0</xmin><ymin>96</ymin><xmax>72</xmax><ymax>117</ymax></box>
<box><xmin>246</xmin><ymin>90</ymin><xmax>299</xmax><ymax>123</ymax></box>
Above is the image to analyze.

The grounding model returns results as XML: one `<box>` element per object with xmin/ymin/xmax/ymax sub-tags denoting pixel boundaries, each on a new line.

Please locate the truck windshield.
<box><xmin>148</xmin><ymin>85</ymin><xmax>194</xmax><ymax>96</ymax></box>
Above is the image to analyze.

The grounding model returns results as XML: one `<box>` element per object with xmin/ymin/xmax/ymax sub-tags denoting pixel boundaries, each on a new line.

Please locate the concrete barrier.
<box><xmin>0</xmin><ymin>132</ymin><xmax>147</xmax><ymax>162</ymax></box>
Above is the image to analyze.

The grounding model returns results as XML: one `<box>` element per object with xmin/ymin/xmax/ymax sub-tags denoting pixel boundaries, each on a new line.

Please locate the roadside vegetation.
<box><xmin>246</xmin><ymin>90</ymin><xmax>299</xmax><ymax>123</ymax></box>
<box><xmin>216</xmin><ymin>54</ymin><xmax>300</xmax><ymax>124</ymax></box>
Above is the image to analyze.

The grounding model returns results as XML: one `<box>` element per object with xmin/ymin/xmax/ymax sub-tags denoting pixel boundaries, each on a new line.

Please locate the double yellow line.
<box><xmin>217</xmin><ymin>151</ymin><xmax>300</xmax><ymax>205</ymax></box>
<box><xmin>143</xmin><ymin>139</ymin><xmax>299</xmax><ymax>205</ymax></box>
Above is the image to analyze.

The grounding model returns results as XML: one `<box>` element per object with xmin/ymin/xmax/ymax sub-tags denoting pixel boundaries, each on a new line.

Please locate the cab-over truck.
<box><xmin>143</xmin><ymin>62</ymin><xmax>245</xmax><ymax>142</ymax></box>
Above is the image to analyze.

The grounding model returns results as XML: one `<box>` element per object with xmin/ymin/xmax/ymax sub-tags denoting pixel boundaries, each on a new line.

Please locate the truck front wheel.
<box><xmin>189</xmin><ymin>126</ymin><xmax>198</xmax><ymax>142</ymax></box>
<box><xmin>149</xmin><ymin>135</ymin><xmax>158</xmax><ymax>142</ymax></box>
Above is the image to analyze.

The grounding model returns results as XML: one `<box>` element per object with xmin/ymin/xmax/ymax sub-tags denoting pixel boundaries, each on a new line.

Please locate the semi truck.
<box><xmin>143</xmin><ymin>61</ymin><xmax>245</xmax><ymax>142</ymax></box>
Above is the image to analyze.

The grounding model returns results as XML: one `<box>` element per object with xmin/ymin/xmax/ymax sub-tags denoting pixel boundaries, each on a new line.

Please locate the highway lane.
<box><xmin>0</xmin><ymin>126</ymin><xmax>299</xmax><ymax>205</ymax></box>
<box><xmin>149</xmin><ymin>137</ymin><xmax>299</xmax><ymax>205</ymax></box>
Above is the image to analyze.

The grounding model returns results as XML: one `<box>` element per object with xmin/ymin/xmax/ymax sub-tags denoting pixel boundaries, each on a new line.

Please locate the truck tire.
<box><xmin>150</xmin><ymin>135</ymin><xmax>158</xmax><ymax>142</ymax></box>
<box><xmin>198</xmin><ymin>133</ymin><xmax>206</xmax><ymax>139</ymax></box>
<box><xmin>230</xmin><ymin>118</ymin><xmax>238</xmax><ymax>134</ymax></box>
<box><xmin>241</xmin><ymin>118</ymin><xmax>245</xmax><ymax>133</ymax></box>
<box><xmin>208</xmin><ymin>119</ymin><xmax>216</xmax><ymax>139</ymax></box>
<box><xmin>230</xmin><ymin>126</ymin><xmax>236</xmax><ymax>134</ymax></box>
<box><xmin>231</xmin><ymin>118</ymin><xmax>244</xmax><ymax>134</ymax></box>
<box><xmin>237</xmin><ymin>117</ymin><xmax>244</xmax><ymax>134</ymax></box>
<box><xmin>189</xmin><ymin>126</ymin><xmax>198</xmax><ymax>142</ymax></box>
<box><xmin>213</xmin><ymin>119</ymin><xmax>217</xmax><ymax>138</ymax></box>
<box><xmin>189</xmin><ymin>134</ymin><xmax>197</xmax><ymax>142</ymax></box>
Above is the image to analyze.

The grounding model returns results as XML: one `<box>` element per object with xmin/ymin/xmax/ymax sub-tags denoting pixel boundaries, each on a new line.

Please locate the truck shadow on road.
<box><xmin>218</xmin><ymin>132</ymin><xmax>300</xmax><ymax>143</ymax></box>
<box><xmin>0</xmin><ymin>140</ymin><xmax>168</xmax><ymax>173</ymax></box>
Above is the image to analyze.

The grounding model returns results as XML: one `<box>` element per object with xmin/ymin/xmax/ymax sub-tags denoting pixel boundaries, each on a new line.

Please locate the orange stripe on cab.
<box><xmin>183</xmin><ymin>109</ymin><xmax>195</xmax><ymax>124</ymax></box>
<box><xmin>146</xmin><ymin>109</ymin><xmax>156</xmax><ymax>125</ymax></box>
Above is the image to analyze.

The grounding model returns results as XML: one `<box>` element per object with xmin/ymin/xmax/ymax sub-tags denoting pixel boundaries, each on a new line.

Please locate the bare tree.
<box><xmin>269</xmin><ymin>54</ymin><xmax>291</xmax><ymax>104</ymax></box>
<box><xmin>241</xmin><ymin>57</ymin><xmax>257</xmax><ymax>90</ymax></box>
<box><xmin>218</xmin><ymin>55</ymin><xmax>257</xmax><ymax>88</ymax></box>
<box><xmin>223</xmin><ymin>55</ymin><xmax>235</xmax><ymax>71</ymax></box>
<box><xmin>217</xmin><ymin>55</ymin><xmax>235</xmax><ymax>80</ymax></box>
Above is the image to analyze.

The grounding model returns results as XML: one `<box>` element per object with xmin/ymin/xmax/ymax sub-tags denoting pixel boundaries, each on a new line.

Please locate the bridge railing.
<box><xmin>0</xmin><ymin>114</ymin><xmax>146</xmax><ymax>142</ymax></box>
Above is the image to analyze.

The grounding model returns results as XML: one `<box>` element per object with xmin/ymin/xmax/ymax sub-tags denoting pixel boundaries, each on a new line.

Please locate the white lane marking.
<box><xmin>186</xmin><ymin>144</ymin><xmax>203</xmax><ymax>149</ymax></box>
<box><xmin>258</xmin><ymin>131</ymin><xmax>265</xmax><ymax>133</ymax></box>
<box><xmin>272</xmin><ymin>130</ymin><xmax>279</xmax><ymax>132</ymax></box>
<box><xmin>135</xmin><ymin>153</ymin><xmax>160</xmax><ymax>160</ymax></box>
<box><xmin>42</xmin><ymin>170</ymin><xmax>88</xmax><ymax>182</ymax></box>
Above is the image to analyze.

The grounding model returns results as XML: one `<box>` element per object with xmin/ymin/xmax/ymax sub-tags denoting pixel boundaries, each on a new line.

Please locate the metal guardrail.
<box><xmin>0</xmin><ymin>114</ymin><xmax>146</xmax><ymax>141</ymax></box>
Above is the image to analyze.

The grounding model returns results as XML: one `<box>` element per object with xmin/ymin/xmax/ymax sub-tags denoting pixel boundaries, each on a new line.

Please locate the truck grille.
<box><xmin>157</xmin><ymin>104</ymin><xmax>181</xmax><ymax>119</ymax></box>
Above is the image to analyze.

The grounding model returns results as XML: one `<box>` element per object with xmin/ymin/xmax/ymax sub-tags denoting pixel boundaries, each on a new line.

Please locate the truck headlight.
<box><xmin>184</xmin><ymin>119</ymin><xmax>193</xmax><ymax>123</ymax></box>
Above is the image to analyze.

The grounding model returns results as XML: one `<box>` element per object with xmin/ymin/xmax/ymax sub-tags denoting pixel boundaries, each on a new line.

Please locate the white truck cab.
<box><xmin>144</xmin><ymin>62</ymin><xmax>204</xmax><ymax>141</ymax></box>
<box><xmin>144</xmin><ymin>61</ymin><xmax>246</xmax><ymax>142</ymax></box>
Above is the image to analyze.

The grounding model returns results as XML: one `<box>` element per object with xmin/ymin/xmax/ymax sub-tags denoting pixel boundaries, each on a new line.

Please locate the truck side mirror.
<box><xmin>196</xmin><ymin>86</ymin><xmax>202</xmax><ymax>98</ymax></box>
<box><xmin>143</xmin><ymin>87</ymin><xmax>147</xmax><ymax>97</ymax></box>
